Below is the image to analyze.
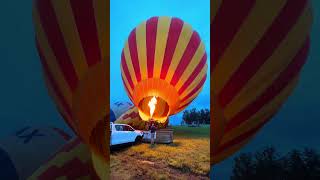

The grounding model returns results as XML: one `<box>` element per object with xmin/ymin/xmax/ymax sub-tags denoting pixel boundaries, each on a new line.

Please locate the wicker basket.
<box><xmin>142</xmin><ymin>128</ymin><xmax>173</xmax><ymax>144</ymax></box>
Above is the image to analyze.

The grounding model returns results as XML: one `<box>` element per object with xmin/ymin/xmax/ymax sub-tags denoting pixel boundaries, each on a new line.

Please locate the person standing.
<box><xmin>149</xmin><ymin>121</ymin><xmax>157</xmax><ymax>146</ymax></box>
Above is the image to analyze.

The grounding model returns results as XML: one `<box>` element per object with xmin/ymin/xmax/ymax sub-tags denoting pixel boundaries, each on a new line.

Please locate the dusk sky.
<box><xmin>110</xmin><ymin>0</ymin><xmax>210</xmax><ymax>125</ymax></box>
<box><xmin>0</xmin><ymin>1</ymin><xmax>319</xmax><ymax>179</ymax></box>
<box><xmin>0</xmin><ymin>1</ymin><xmax>72</xmax><ymax>136</ymax></box>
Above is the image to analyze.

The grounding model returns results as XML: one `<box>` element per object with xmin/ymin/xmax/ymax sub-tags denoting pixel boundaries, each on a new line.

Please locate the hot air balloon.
<box><xmin>211</xmin><ymin>0</ymin><xmax>312</xmax><ymax>164</ymax></box>
<box><xmin>121</xmin><ymin>16</ymin><xmax>208</xmax><ymax>124</ymax></box>
<box><xmin>0</xmin><ymin>126</ymin><xmax>71</xmax><ymax>180</ymax></box>
<box><xmin>115</xmin><ymin>106</ymin><xmax>169</xmax><ymax>130</ymax></box>
<box><xmin>32</xmin><ymin>0</ymin><xmax>108</xmax><ymax>178</ymax></box>
<box><xmin>27</xmin><ymin>138</ymin><xmax>99</xmax><ymax>180</ymax></box>
<box><xmin>110</xmin><ymin>101</ymin><xmax>133</xmax><ymax>122</ymax></box>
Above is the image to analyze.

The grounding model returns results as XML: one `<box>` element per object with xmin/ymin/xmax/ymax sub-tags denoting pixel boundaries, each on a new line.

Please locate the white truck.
<box><xmin>110</xmin><ymin>123</ymin><xmax>144</xmax><ymax>146</ymax></box>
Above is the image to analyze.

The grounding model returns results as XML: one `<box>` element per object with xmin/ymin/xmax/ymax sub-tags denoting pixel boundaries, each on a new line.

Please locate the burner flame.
<box><xmin>148</xmin><ymin>96</ymin><xmax>157</xmax><ymax>118</ymax></box>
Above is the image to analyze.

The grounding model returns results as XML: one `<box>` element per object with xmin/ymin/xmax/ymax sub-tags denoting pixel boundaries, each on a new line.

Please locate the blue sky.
<box><xmin>110</xmin><ymin>0</ymin><xmax>210</xmax><ymax>125</ymax></box>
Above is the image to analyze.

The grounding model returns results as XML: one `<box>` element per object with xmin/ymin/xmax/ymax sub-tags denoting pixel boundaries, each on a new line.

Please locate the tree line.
<box><xmin>182</xmin><ymin>108</ymin><xmax>210</xmax><ymax>125</ymax></box>
<box><xmin>231</xmin><ymin>147</ymin><xmax>320</xmax><ymax>180</ymax></box>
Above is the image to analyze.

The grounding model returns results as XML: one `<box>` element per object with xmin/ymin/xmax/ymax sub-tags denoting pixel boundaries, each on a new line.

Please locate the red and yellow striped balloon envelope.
<box><xmin>121</xmin><ymin>16</ymin><xmax>208</xmax><ymax>123</ymax></box>
<box><xmin>28</xmin><ymin>138</ymin><xmax>99</xmax><ymax>180</ymax></box>
<box><xmin>115</xmin><ymin>106</ymin><xmax>169</xmax><ymax>130</ymax></box>
<box><xmin>211</xmin><ymin>0</ymin><xmax>312</xmax><ymax>164</ymax></box>
<box><xmin>0</xmin><ymin>126</ymin><xmax>72</xmax><ymax>180</ymax></box>
<box><xmin>32</xmin><ymin>0</ymin><xmax>108</xmax><ymax>178</ymax></box>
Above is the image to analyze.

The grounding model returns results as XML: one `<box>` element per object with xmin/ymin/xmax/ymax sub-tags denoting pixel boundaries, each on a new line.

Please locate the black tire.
<box><xmin>134</xmin><ymin>136</ymin><xmax>142</xmax><ymax>145</ymax></box>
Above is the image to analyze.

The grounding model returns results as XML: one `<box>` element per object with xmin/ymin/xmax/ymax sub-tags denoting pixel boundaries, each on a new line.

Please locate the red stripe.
<box><xmin>219</xmin><ymin>0</ymin><xmax>308</xmax><ymax>108</ymax></box>
<box><xmin>160</xmin><ymin>18</ymin><xmax>184</xmax><ymax>79</ymax></box>
<box><xmin>211</xmin><ymin>0</ymin><xmax>255</xmax><ymax>71</ymax></box>
<box><xmin>128</xmin><ymin>29</ymin><xmax>141</xmax><ymax>82</ymax></box>
<box><xmin>215</xmin><ymin>114</ymin><xmax>270</xmax><ymax>154</ymax></box>
<box><xmin>178</xmin><ymin>53</ymin><xmax>207</xmax><ymax>95</ymax></box>
<box><xmin>36</xmin><ymin>0</ymin><xmax>78</xmax><ymax>91</ymax></box>
<box><xmin>51</xmin><ymin>127</ymin><xmax>72</xmax><ymax>141</ymax></box>
<box><xmin>39</xmin><ymin>158</ymin><xmax>99</xmax><ymax>180</ymax></box>
<box><xmin>180</xmin><ymin>75</ymin><xmax>207</xmax><ymax>103</ymax></box>
<box><xmin>121</xmin><ymin>52</ymin><xmax>134</xmax><ymax>89</ymax></box>
<box><xmin>225</xmin><ymin>37</ymin><xmax>310</xmax><ymax>132</ymax></box>
<box><xmin>146</xmin><ymin>17</ymin><xmax>158</xmax><ymax>78</ymax></box>
<box><xmin>70</xmin><ymin>0</ymin><xmax>101</xmax><ymax>66</ymax></box>
<box><xmin>178</xmin><ymin>100</ymin><xmax>193</xmax><ymax>111</ymax></box>
<box><xmin>122</xmin><ymin>76</ymin><xmax>133</xmax><ymax>101</ymax></box>
<box><xmin>36</xmin><ymin>40</ymin><xmax>75</xmax><ymax>131</ymax></box>
<box><xmin>171</xmin><ymin>32</ymin><xmax>201</xmax><ymax>86</ymax></box>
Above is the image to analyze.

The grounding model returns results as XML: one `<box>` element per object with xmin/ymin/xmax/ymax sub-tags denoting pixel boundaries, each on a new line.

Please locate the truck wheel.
<box><xmin>134</xmin><ymin>136</ymin><xmax>142</xmax><ymax>145</ymax></box>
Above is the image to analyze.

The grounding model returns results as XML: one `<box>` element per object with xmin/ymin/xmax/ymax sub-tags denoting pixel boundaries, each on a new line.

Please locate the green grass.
<box><xmin>172</xmin><ymin>125</ymin><xmax>210</xmax><ymax>138</ymax></box>
<box><xmin>111</xmin><ymin>125</ymin><xmax>210</xmax><ymax>180</ymax></box>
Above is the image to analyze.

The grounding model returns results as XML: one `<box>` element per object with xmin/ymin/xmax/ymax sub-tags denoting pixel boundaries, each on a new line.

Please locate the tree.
<box><xmin>231</xmin><ymin>147</ymin><xmax>320</xmax><ymax>180</ymax></box>
<box><xmin>182</xmin><ymin>110</ymin><xmax>191</xmax><ymax>124</ymax></box>
<box><xmin>182</xmin><ymin>108</ymin><xmax>210</xmax><ymax>125</ymax></box>
<box><xmin>205</xmin><ymin>109</ymin><xmax>210</xmax><ymax>124</ymax></box>
<box><xmin>303</xmin><ymin>149</ymin><xmax>320</xmax><ymax>179</ymax></box>
<box><xmin>231</xmin><ymin>153</ymin><xmax>255</xmax><ymax>180</ymax></box>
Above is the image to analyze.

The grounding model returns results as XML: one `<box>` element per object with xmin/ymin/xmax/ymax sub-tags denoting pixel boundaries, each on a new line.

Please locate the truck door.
<box><xmin>113</xmin><ymin>125</ymin><xmax>126</xmax><ymax>144</ymax></box>
<box><xmin>123</xmin><ymin>125</ymin><xmax>136</xmax><ymax>142</ymax></box>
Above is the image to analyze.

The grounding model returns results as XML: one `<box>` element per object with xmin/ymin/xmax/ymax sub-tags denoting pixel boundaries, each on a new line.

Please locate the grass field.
<box><xmin>110</xmin><ymin>125</ymin><xmax>210</xmax><ymax>180</ymax></box>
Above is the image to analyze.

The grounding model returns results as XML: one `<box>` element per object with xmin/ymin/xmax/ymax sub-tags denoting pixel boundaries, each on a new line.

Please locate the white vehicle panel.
<box><xmin>110</xmin><ymin>123</ymin><xmax>143</xmax><ymax>146</ymax></box>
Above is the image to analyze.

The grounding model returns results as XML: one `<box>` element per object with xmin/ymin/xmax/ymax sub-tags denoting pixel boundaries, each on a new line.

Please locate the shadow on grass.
<box><xmin>110</xmin><ymin>143</ymin><xmax>133</xmax><ymax>153</ymax></box>
<box><xmin>111</xmin><ymin>141</ymin><xmax>183</xmax><ymax>153</ymax></box>
<box><xmin>166</xmin><ymin>141</ymin><xmax>182</xmax><ymax>147</ymax></box>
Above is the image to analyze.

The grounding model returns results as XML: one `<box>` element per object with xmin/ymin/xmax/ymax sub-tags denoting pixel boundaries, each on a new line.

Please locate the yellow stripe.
<box><xmin>27</xmin><ymin>142</ymin><xmax>90</xmax><ymax>179</ymax></box>
<box><xmin>33</xmin><ymin>10</ymin><xmax>73</xmax><ymax>108</ymax></box>
<box><xmin>221</xmin><ymin>76</ymin><xmax>299</xmax><ymax>145</ymax></box>
<box><xmin>154</xmin><ymin>17</ymin><xmax>171</xmax><ymax>78</ymax></box>
<box><xmin>180</xmin><ymin>65</ymin><xmax>208</xmax><ymax>98</ymax></box>
<box><xmin>213</xmin><ymin>0</ymin><xmax>287</xmax><ymax>94</ymax></box>
<box><xmin>211</xmin><ymin>0</ymin><xmax>223</xmax><ymax>20</ymax></box>
<box><xmin>136</xmin><ymin>21</ymin><xmax>148</xmax><ymax>80</ymax></box>
<box><xmin>54</xmin><ymin>145</ymin><xmax>90</xmax><ymax>167</ymax></box>
<box><xmin>175</xmin><ymin>42</ymin><xmax>206</xmax><ymax>90</ymax></box>
<box><xmin>165</xmin><ymin>23</ymin><xmax>193</xmax><ymax>82</ymax></box>
<box><xmin>124</xmin><ymin>41</ymin><xmax>138</xmax><ymax>85</ymax></box>
<box><xmin>51</xmin><ymin>0</ymin><xmax>88</xmax><ymax>79</ymax></box>
<box><xmin>211</xmin><ymin>93</ymin><xmax>227</xmax><ymax>161</ymax></box>
<box><xmin>224</xmin><ymin>7</ymin><xmax>312</xmax><ymax>119</ymax></box>
<box><xmin>121</xmin><ymin>65</ymin><xmax>133</xmax><ymax>96</ymax></box>
<box><xmin>213</xmin><ymin>78</ymin><xmax>297</xmax><ymax>164</ymax></box>
<box><xmin>91</xmin><ymin>151</ymin><xmax>108</xmax><ymax>180</ymax></box>
<box><xmin>93</xmin><ymin>0</ymin><xmax>108</xmax><ymax>61</ymax></box>
<box><xmin>213</xmin><ymin>136</ymin><xmax>252</xmax><ymax>164</ymax></box>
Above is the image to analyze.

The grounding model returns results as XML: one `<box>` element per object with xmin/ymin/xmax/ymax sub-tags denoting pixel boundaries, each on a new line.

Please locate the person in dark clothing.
<box><xmin>149</xmin><ymin>121</ymin><xmax>157</xmax><ymax>146</ymax></box>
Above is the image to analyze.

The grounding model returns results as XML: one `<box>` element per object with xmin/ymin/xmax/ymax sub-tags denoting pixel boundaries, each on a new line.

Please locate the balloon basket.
<box><xmin>142</xmin><ymin>128</ymin><xmax>173</xmax><ymax>144</ymax></box>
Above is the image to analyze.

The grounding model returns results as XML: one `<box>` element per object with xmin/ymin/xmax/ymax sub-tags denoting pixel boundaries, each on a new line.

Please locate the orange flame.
<box><xmin>148</xmin><ymin>96</ymin><xmax>157</xmax><ymax>118</ymax></box>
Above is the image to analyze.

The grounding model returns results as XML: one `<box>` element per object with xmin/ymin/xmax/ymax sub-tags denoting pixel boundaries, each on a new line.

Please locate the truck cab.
<box><xmin>110</xmin><ymin>123</ymin><xmax>144</xmax><ymax>146</ymax></box>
